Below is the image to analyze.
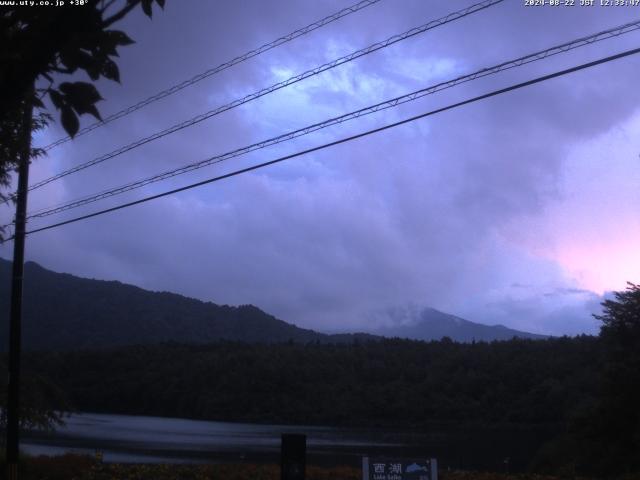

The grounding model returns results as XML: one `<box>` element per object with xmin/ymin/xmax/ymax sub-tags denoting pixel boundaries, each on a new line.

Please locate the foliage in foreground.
<box><xmin>3</xmin><ymin>454</ymin><xmax>637</xmax><ymax>480</ymax></box>
<box><xmin>0</xmin><ymin>360</ymin><xmax>68</xmax><ymax>432</ymax></box>
<box><xmin>0</xmin><ymin>455</ymin><xmax>359</xmax><ymax>480</ymax></box>
<box><xmin>0</xmin><ymin>0</ymin><xmax>165</xmax><ymax>239</ymax></box>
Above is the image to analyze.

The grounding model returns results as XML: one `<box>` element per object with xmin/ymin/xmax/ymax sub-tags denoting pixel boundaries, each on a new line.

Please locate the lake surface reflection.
<box><xmin>22</xmin><ymin>412</ymin><xmax>554</xmax><ymax>471</ymax></box>
<box><xmin>22</xmin><ymin>412</ymin><xmax>405</xmax><ymax>465</ymax></box>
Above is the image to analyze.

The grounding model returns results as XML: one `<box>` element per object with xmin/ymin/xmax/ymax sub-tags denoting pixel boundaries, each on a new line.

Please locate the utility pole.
<box><xmin>6</xmin><ymin>88</ymin><xmax>34</xmax><ymax>480</ymax></box>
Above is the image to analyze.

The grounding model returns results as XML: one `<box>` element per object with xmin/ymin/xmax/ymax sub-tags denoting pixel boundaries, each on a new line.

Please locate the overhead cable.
<box><xmin>28</xmin><ymin>0</ymin><xmax>504</xmax><ymax>192</ymax></box>
<box><xmin>41</xmin><ymin>0</ymin><xmax>385</xmax><ymax>151</ymax></box>
<box><xmin>24</xmin><ymin>19</ymin><xmax>640</xmax><ymax>220</ymax></box>
<box><xmin>12</xmin><ymin>45</ymin><xmax>640</xmax><ymax>239</ymax></box>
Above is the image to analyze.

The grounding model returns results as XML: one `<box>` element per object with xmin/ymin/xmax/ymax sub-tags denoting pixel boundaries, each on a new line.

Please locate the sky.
<box><xmin>2</xmin><ymin>0</ymin><xmax>640</xmax><ymax>336</ymax></box>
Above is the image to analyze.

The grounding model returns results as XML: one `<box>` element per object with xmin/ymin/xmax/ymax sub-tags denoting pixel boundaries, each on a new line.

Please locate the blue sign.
<box><xmin>362</xmin><ymin>457</ymin><xmax>437</xmax><ymax>480</ymax></box>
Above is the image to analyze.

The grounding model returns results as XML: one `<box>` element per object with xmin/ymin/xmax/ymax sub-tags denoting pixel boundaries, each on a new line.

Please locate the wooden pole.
<box><xmin>6</xmin><ymin>88</ymin><xmax>34</xmax><ymax>480</ymax></box>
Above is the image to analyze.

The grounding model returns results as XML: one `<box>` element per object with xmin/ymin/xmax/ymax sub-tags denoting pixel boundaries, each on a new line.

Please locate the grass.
<box><xmin>2</xmin><ymin>455</ymin><xmax>640</xmax><ymax>479</ymax></box>
<box><xmin>1</xmin><ymin>456</ymin><xmax>359</xmax><ymax>480</ymax></box>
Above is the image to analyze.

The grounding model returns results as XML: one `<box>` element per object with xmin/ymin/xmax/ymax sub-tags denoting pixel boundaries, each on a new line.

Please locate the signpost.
<box><xmin>362</xmin><ymin>457</ymin><xmax>437</xmax><ymax>480</ymax></box>
<box><xmin>281</xmin><ymin>433</ymin><xmax>306</xmax><ymax>480</ymax></box>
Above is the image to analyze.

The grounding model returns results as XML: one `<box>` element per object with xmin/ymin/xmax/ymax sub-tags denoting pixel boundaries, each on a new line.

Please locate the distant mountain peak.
<box><xmin>371</xmin><ymin>305</ymin><xmax>546</xmax><ymax>342</ymax></box>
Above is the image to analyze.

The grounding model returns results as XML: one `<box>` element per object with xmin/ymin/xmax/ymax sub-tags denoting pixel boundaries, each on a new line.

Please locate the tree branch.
<box><xmin>100</xmin><ymin>0</ymin><xmax>119</xmax><ymax>15</ymax></box>
<box><xmin>102</xmin><ymin>1</ymin><xmax>140</xmax><ymax>27</ymax></box>
<box><xmin>51</xmin><ymin>66</ymin><xmax>74</xmax><ymax>74</ymax></box>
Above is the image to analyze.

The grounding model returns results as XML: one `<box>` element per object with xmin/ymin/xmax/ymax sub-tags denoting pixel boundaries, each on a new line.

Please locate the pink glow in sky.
<box><xmin>511</xmin><ymin>111</ymin><xmax>640</xmax><ymax>295</ymax></box>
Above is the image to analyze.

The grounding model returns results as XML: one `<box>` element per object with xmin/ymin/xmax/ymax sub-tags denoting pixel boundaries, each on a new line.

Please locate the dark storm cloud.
<box><xmin>2</xmin><ymin>0</ymin><xmax>639</xmax><ymax>334</ymax></box>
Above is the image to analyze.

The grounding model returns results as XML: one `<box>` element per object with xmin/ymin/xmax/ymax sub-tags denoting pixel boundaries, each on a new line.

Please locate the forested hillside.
<box><xmin>24</xmin><ymin>337</ymin><xmax>599</xmax><ymax>427</ymax></box>
<box><xmin>0</xmin><ymin>259</ymin><xmax>374</xmax><ymax>349</ymax></box>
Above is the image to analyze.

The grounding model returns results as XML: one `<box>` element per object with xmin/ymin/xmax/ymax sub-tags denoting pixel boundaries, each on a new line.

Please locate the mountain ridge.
<box><xmin>370</xmin><ymin>306</ymin><xmax>546</xmax><ymax>342</ymax></box>
<box><xmin>0</xmin><ymin>258</ymin><xmax>544</xmax><ymax>350</ymax></box>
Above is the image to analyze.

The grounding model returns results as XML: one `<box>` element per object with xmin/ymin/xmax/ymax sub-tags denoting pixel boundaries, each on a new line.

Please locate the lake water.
<box><xmin>22</xmin><ymin>412</ymin><xmax>554</xmax><ymax>470</ymax></box>
<box><xmin>22</xmin><ymin>412</ymin><xmax>409</xmax><ymax>465</ymax></box>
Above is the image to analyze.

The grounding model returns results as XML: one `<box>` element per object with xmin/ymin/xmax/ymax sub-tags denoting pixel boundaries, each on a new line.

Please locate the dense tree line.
<box><xmin>574</xmin><ymin>283</ymin><xmax>640</xmax><ymax>475</ymax></box>
<box><xmin>23</xmin><ymin>337</ymin><xmax>600</xmax><ymax>430</ymax></box>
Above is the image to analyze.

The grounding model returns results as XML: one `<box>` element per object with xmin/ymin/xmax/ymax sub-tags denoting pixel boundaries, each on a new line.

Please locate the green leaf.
<box><xmin>101</xmin><ymin>58</ymin><xmax>120</xmax><ymax>83</ymax></box>
<box><xmin>77</xmin><ymin>50</ymin><xmax>99</xmax><ymax>71</ymax></box>
<box><xmin>104</xmin><ymin>30</ymin><xmax>135</xmax><ymax>47</ymax></box>
<box><xmin>49</xmin><ymin>89</ymin><xmax>65</xmax><ymax>110</ymax></box>
<box><xmin>94</xmin><ymin>31</ymin><xmax>121</xmax><ymax>56</ymax></box>
<box><xmin>60</xmin><ymin>106</ymin><xmax>79</xmax><ymax>138</ymax></box>
<box><xmin>59</xmin><ymin>82</ymin><xmax>103</xmax><ymax>120</ymax></box>
<box><xmin>59</xmin><ymin>82</ymin><xmax>102</xmax><ymax>105</ymax></box>
<box><xmin>86</xmin><ymin>64</ymin><xmax>101</xmax><ymax>80</ymax></box>
<box><xmin>58</xmin><ymin>50</ymin><xmax>79</xmax><ymax>74</ymax></box>
<box><xmin>60</xmin><ymin>48</ymin><xmax>105</xmax><ymax>81</ymax></box>
<box><xmin>84</xmin><ymin>104</ymin><xmax>102</xmax><ymax>122</ymax></box>
<box><xmin>141</xmin><ymin>0</ymin><xmax>153</xmax><ymax>17</ymax></box>
<box><xmin>98</xmin><ymin>42</ymin><xmax>119</xmax><ymax>58</ymax></box>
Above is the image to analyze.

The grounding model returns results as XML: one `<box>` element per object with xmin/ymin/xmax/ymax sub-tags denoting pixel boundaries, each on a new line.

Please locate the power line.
<box><xmin>15</xmin><ymin>45</ymin><xmax>640</xmax><ymax>239</ymax></box>
<box><xmin>41</xmin><ymin>0</ymin><xmax>384</xmax><ymax>151</ymax></box>
<box><xmin>28</xmin><ymin>0</ymin><xmax>504</xmax><ymax>193</ymax></box>
<box><xmin>24</xmin><ymin>19</ymin><xmax>640</xmax><ymax>221</ymax></box>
